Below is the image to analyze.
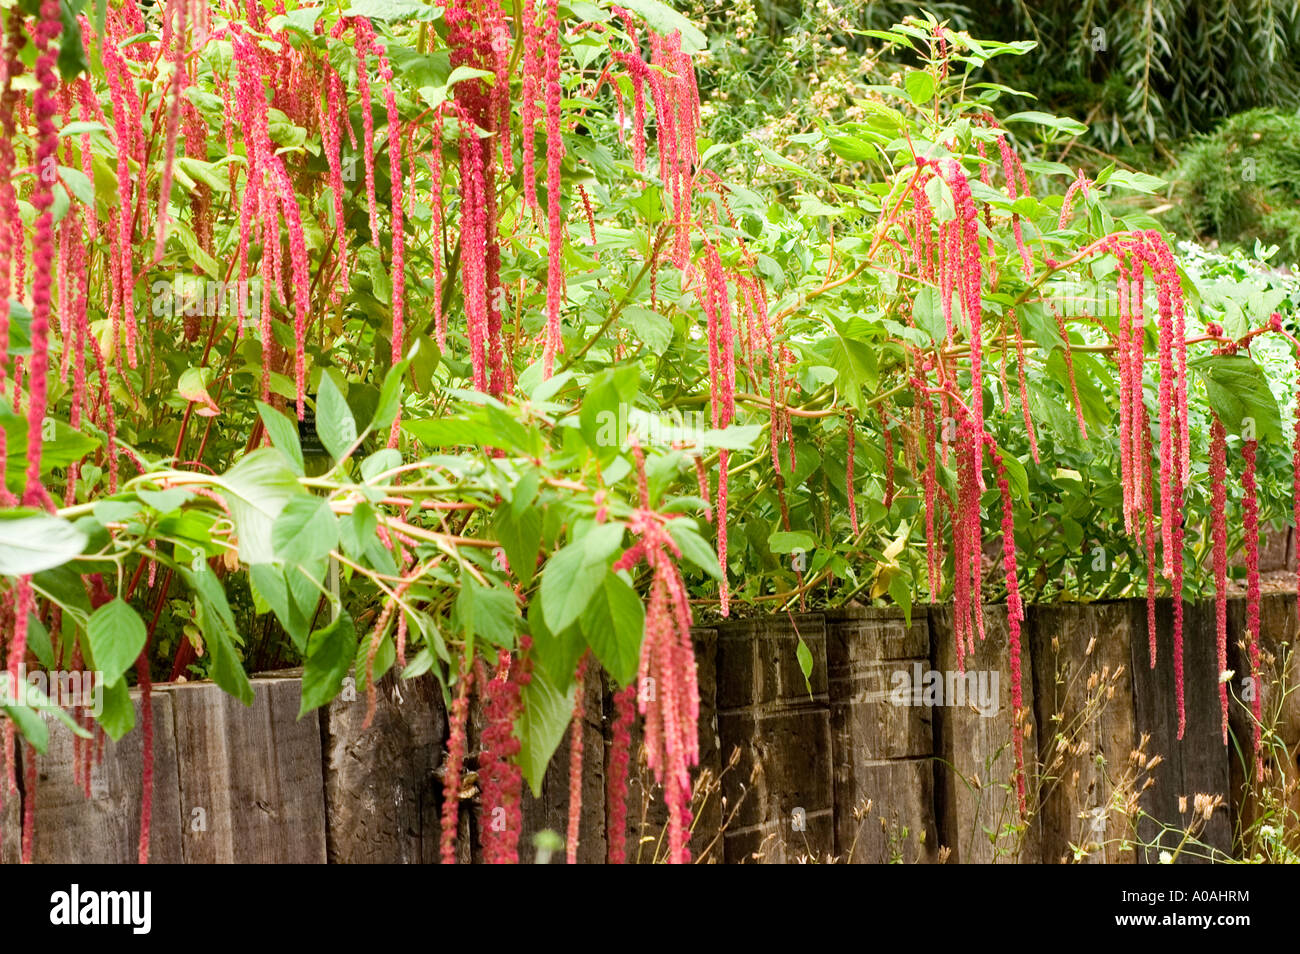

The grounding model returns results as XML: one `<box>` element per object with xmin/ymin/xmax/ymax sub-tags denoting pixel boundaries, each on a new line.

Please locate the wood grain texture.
<box><xmin>322</xmin><ymin>670</ymin><xmax>445</xmax><ymax>863</ymax></box>
<box><xmin>1227</xmin><ymin>593</ymin><xmax>1300</xmax><ymax>856</ymax></box>
<box><xmin>169</xmin><ymin>677</ymin><xmax>327</xmax><ymax>863</ymax></box>
<box><xmin>931</xmin><ymin>603</ymin><xmax>1041</xmax><ymax>863</ymax></box>
<box><xmin>1028</xmin><ymin>601</ymin><xmax>1138</xmax><ymax>864</ymax></box>
<box><xmin>28</xmin><ymin>690</ymin><xmax>183</xmax><ymax>864</ymax></box>
<box><xmin>1130</xmin><ymin>598</ymin><xmax>1232</xmax><ymax>862</ymax></box>
<box><xmin>826</xmin><ymin>606</ymin><xmax>938</xmax><ymax>863</ymax></box>
<box><xmin>715</xmin><ymin>613</ymin><xmax>834</xmax><ymax>863</ymax></box>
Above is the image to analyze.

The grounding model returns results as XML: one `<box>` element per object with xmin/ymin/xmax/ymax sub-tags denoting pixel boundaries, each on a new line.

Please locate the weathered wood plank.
<box><xmin>514</xmin><ymin>665</ymin><xmax>607</xmax><ymax>864</ymax></box>
<box><xmin>606</xmin><ymin>628</ymin><xmax>724</xmax><ymax>863</ymax></box>
<box><xmin>1130</xmin><ymin>598</ymin><xmax>1232</xmax><ymax>862</ymax></box>
<box><xmin>169</xmin><ymin>677</ymin><xmax>327</xmax><ymax>863</ymax></box>
<box><xmin>1028</xmin><ymin>601</ymin><xmax>1139</xmax><ymax>863</ymax></box>
<box><xmin>931</xmin><ymin>603</ymin><xmax>1041</xmax><ymax>863</ymax></box>
<box><xmin>715</xmin><ymin>613</ymin><xmax>834</xmax><ymax>863</ymax></box>
<box><xmin>1227</xmin><ymin>592</ymin><xmax>1300</xmax><ymax>857</ymax></box>
<box><xmin>29</xmin><ymin>690</ymin><xmax>183</xmax><ymax>864</ymax></box>
<box><xmin>323</xmin><ymin>670</ymin><xmax>445</xmax><ymax>863</ymax></box>
<box><xmin>825</xmin><ymin>606</ymin><xmax>937</xmax><ymax>863</ymax></box>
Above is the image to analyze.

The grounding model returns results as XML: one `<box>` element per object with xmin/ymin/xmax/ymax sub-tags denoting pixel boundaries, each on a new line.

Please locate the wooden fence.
<box><xmin>6</xmin><ymin>594</ymin><xmax>1297</xmax><ymax>863</ymax></box>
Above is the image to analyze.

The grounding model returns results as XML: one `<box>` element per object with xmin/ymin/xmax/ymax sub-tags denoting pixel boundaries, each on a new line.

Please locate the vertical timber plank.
<box><xmin>30</xmin><ymin>691</ymin><xmax>183</xmax><ymax>863</ymax></box>
<box><xmin>825</xmin><ymin>606</ymin><xmax>937</xmax><ymax>863</ymax></box>
<box><xmin>1228</xmin><ymin>593</ymin><xmax>1300</xmax><ymax>856</ymax></box>
<box><xmin>715</xmin><ymin>613</ymin><xmax>834</xmax><ymax>863</ymax></box>
<box><xmin>931</xmin><ymin>604</ymin><xmax>1041</xmax><ymax>863</ymax></box>
<box><xmin>323</xmin><ymin>671</ymin><xmax>445</xmax><ymax>863</ymax></box>
<box><xmin>1029</xmin><ymin>601</ymin><xmax>1138</xmax><ymax>863</ymax></box>
<box><xmin>1130</xmin><ymin>598</ymin><xmax>1232</xmax><ymax>862</ymax></box>
<box><xmin>170</xmin><ymin>677</ymin><xmax>327</xmax><ymax>863</ymax></box>
<box><xmin>514</xmin><ymin>667</ymin><xmax>608</xmax><ymax>864</ymax></box>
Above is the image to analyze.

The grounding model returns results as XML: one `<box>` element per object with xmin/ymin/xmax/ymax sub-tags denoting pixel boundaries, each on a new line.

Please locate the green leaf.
<box><xmin>540</xmin><ymin>522</ymin><xmax>624</xmax><ymax>633</ymax></box>
<box><xmin>904</xmin><ymin>69</ymin><xmax>935</xmax><ymax>105</ymax></box>
<box><xmin>615</xmin><ymin>0</ymin><xmax>707</xmax><ymax>51</ymax></box>
<box><xmin>257</xmin><ymin>401</ymin><xmax>305</xmax><ymax>475</ymax></box>
<box><xmin>372</xmin><ymin>359</ymin><xmax>409</xmax><ymax>432</ymax></box>
<box><xmin>316</xmin><ymin>373</ymin><xmax>358</xmax><ymax>461</ymax></box>
<box><xmin>768</xmin><ymin>530</ymin><xmax>816</xmax><ymax>554</ymax></box>
<box><xmin>456</xmin><ymin>578</ymin><xmax>518</xmax><ymax>648</ymax></box>
<box><xmin>795</xmin><ymin>637</ymin><xmax>814</xmax><ymax>696</ymax></box>
<box><xmin>177</xmin><ymin>367</ymin><xmax>220</xmax><ymax>416</ymax></box>
<box><xmin>182</xmin><ymin>567</ymin><xmax>255</xmax><ymax>706</ymax></box>
<box><xmin>517</xmin><ymin>665</ymin><xmax>576</xmax><ymax>797</ymax></box>
<box><xmin>96</xmin><ymin>679</ymin><xmax>135</xmax><ymax>741</ymax></box>
<box><xmin>220</xmin><ymin>447</ymin><xmax>304</xmax><ymax>564</ymax></box>
<box><xmin>1190</xmin><ymin>354</ymin><xmax>1283</xmax><ymax>444</ymax></box>
<box><xmin>344</xmin><ymin>0</ymin><xmax>443</xmax><ymax>20</ymax></box>
<box><xmin>496</xmin><ymin>506</ymin><xmax>543</xmax><ymax>588</ymax></box>
<box><xmin>86</xmin><ymin>598</ymin><xmax>147</xmax><ymax>687</ymax></box>
<box><xmin>667</xmin><ymin>520</ymin><xmax>724</xmax><ymax>580</ymax></box>
<box><xmin>0</xmin><ymin>511</ymin><xmax>87</xmax><ymax>576</ymax></box>
<box><xmin>299</xmin><ymin>613</ymin><xmax>359</xmax><ymax>717</ymax></box>
<box><xmin>579</xmin><ymin>573</ymin><xmax>644</xmax><ymax>687</ymax></box>
<box><xmin>272</xmin><ymin>495</ymin><xmax>338</xmax><ymax>567</ymax></box>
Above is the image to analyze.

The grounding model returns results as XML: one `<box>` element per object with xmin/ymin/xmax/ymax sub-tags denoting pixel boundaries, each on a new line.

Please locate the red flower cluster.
<box><xmin>612</xmin><ymin>439</ymin><xmax>699</xmax><ymax>863</ymax></box>
<box><xmin>478</xmin><ymin>638</ymin><xmax>532</xmax><ymax>864</ymax></box>
<box><xmin>439</xmin><ymin>661</ymin><xmax>475</xmax><ymax>864</ymax></box>
<box><xmin>606</xmin><ymin>682</ymin><xmax>637</xmax><ymax>863</ymax></box>
<box><xmin>1210</xmin><ymin>417</ymin><xmax>1229</xmax><ymax>744</ymax></box>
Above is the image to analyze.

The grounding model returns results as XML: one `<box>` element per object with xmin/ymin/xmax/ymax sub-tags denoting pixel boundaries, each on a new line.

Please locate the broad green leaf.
<box><xmin>768</xmin><ymin>530</ymin><xmax>816</xmax><ymax>554</ymax></box>
<box><xmin>299</xmin><ymin>613</ymin><xmax>359</xmax><ymax>717</ymax></box>
<box><xmin>272</xmin><ymin>495</ymin><xmax>338</xmax><ymax>566</ymax></box>
<box><xmin>904</xmin><ymin>69</ymin><xmax>935</xmax><ymax>105</ymax></box>
<box><xmin>540</xmin><ymin>522</ymin><xmax>624</xmax><ymax>633</ymax></box>
<box><xmin>456</xmin><ymin>578</ymin><xmax>518</xmax><ymax>648</ymax></box>
<box><xmin>316</xmin><ymin>373</ymin><xmax>358</xmax><ymax>461</ymax></box>
<box><xmin>96</xmin><ymin>678</ymin><xmax>135</xmax><ymax>741</ymax></box>
<box><xmin>579</xmin><ymin>573</ymin><xmax>644</xmax><ymax>687</ymax></box>
<box><xmin>86</xmin><ymin>598</ymin><xmax>147</xmax><ymax>687</ymax></box>
<box><xmin>182</xmin><ymin>567</ymin><xmax>255</xmax><ymax>706</ymax></box>
<box><xmin>1190</xmin><ymin>354</ymin><xmax>1283</xmax><ymax>445</ymax></box>
<box><xmin>667</xmin><ymin>520</ymin><xmax>724</xmax><ymax>581</ymax></box>
<box><xmin>0</xmin><ymin>512</ymin><xmax>87</xmax><ymax>576</ymax></box>
<box><xmin>496</xmin><ymin>506</ymin><xmax>543</xmax><ymax>588</ymax></box>
<box><xmin>220</xmin><ymin>447</ymin><xmax>304</xmax><ymax>564</ymax></box>
<box><xmin>257</xmin><ymin>401</ymin><xmax>305</xmax><ymax>475</ymax></box>
<box><xmin>517</xmin><ymin>665</ymin><xmax>576</xmax><ymax>797</ymax></box>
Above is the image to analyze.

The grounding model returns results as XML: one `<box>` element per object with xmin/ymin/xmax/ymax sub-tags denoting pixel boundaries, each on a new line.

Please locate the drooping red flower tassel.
<box><xmin>478</xmin><ymin>639</ymin><xmax>531</xmax><ymax>864</ymax></box>
<box><xmin>541</xmin><ymin>0</ymin><xmax>565</xmax><ymax>377</ymax></box>
<box><xmin>988</xmin><ymin>436</ymin><xmax>1027</xmax><ymax>816</ymax></box>
<box><xmin>606</xmin><ymin>682</ymin><xmax>636</xmax><ymax>863</ymax></box>
<box><xmin>565</xmin><ymin>653</ymin><xmax>587</xmax><ymax>864</ymax></box>
<box><xmin>1242</xmin><ymin>439</ymin><xmax>1263</xmax><ymax>777</ymax></box>
<box><xmin>1210</xmin><ymin>415</ymin><xmax>1229</xmax><ymax>745</ymax></box>
<box><xmin>439</xmin><ymin>660</ymin><xmax>475</xmax><ymax>864</ymax></box>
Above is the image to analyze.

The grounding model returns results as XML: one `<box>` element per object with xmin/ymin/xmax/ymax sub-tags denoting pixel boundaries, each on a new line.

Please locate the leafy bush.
<box><xmin>1170</xmin><ymin>109</ymin><xmax>1300</xmax><ymax>264</ymax></box>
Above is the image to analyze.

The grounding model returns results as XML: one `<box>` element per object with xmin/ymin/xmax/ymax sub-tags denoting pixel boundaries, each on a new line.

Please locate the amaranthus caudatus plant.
<box><xmin>0</xmin><ymin>0</ymin><xmax>1298</xmax><ymax>864</ymax></box>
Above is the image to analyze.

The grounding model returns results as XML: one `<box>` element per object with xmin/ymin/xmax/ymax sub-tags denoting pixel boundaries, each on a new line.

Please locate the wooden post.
<box><xmin>931</xmin><ymin>603</ymin><xmax>1041</xmax><ymax>863</ymax></box>
<box><xmin>29</xmin><ymin>691</ymin><xmax>183</xmax><ymax>864</ymax></box>
<box><xmin>825</xmin><ymin>606</ymin><xmax>938</xmax><ymax>863</ymax></box>
<box><xmin>1227</xmin><ymin>592</ymin><xmax>1300</xmax><ymax>856</ymax></box>
<box><xmin>322</xmin><ymin>670</ymin><xmax>445</xmax><ymax>863</ymax></box>
<box><xmin>1130</xmin><ymin>597</ymin><xmax>1232</xmax><ymax>862</ymax></box>
<box><xmin>714</xmin><ymin>613</ymin><xmax>834</xmax><ymax>863</ymax></box>
<box><xmin>1028</xmin><ymin>601</ymin><xmax>1139</xmax><ymax>863</ymax></box>
<box><xmin>168</xmin><ymin>677</ymin><xmax>328</xmax><ymax>863</ymax></box>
